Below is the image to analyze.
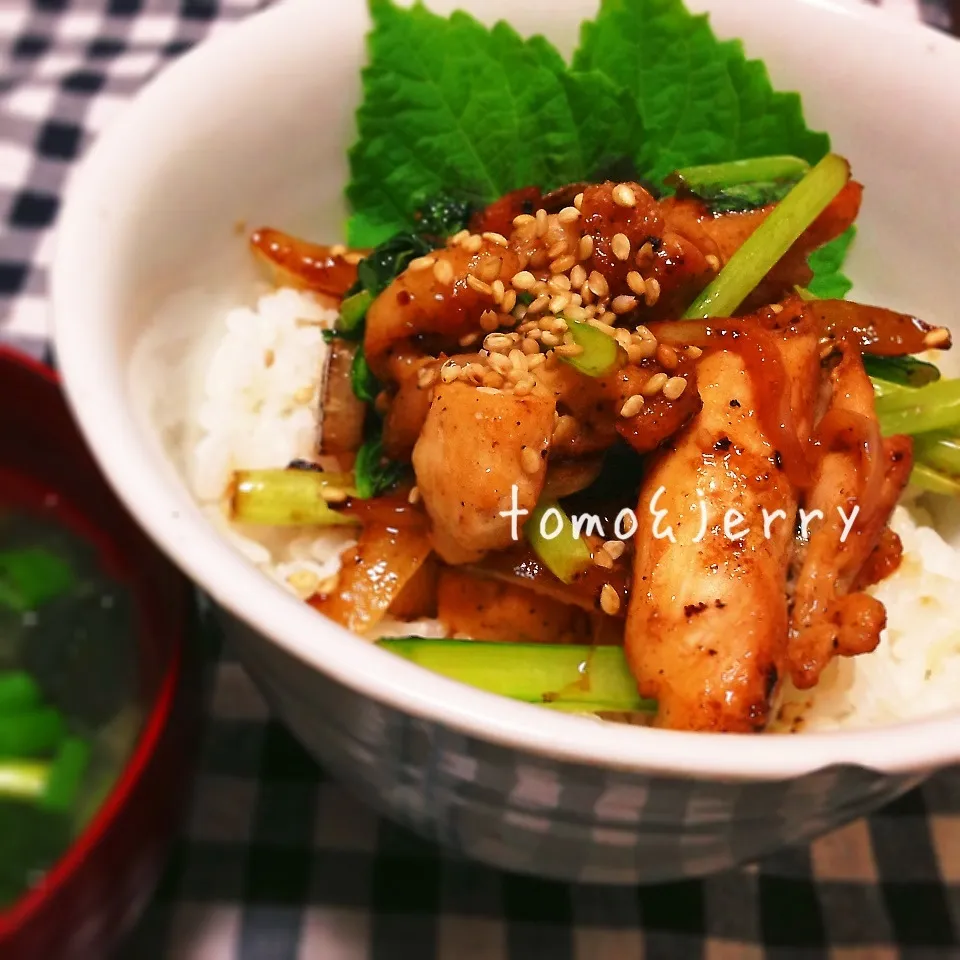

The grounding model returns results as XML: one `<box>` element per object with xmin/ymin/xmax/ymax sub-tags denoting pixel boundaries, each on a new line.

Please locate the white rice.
<box><xmin>191</xmin><ymin>285</ymin><xmax>960</xmax><ymax>731</ymax></box>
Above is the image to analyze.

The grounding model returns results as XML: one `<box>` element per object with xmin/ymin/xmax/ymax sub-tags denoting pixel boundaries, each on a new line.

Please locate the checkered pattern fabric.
<box><xmin>3</xmin><ymin>1</ymin><xmax>960</xmax><ymax>957</ymax></box>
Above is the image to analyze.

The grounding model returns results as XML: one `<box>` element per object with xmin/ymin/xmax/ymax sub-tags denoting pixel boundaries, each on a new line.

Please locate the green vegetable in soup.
<box><xmin>0</xmin><ymin>548</ymin><xmax>74</xmax><ymax>613</ymax></box>
<box><xmin>0</xmin><ymin>672</ymin><xmax>42</xmax><ymax>715</ymax></box>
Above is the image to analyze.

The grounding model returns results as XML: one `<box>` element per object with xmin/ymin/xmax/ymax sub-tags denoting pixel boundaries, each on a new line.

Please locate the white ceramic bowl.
<box><xmin>51</xmin><ymin>0</ymin><xmax>960</xmax><ymax>883</ymax></box>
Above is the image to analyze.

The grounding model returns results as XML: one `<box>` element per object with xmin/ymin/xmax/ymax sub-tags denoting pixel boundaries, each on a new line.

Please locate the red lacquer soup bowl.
<box><xmin>0</xmin><ymin>348</ymin><xmax>204</xmax><ymax>959</ymax></box>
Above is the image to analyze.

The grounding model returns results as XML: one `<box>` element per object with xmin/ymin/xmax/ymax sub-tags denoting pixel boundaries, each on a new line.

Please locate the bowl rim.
<box><xmin>50</xmin><ymin>0</ymin><xmax>960</xmax><ymax>781</ymax></box>
<box><xmin>0</xmin><ymin>349</ymin><xmax>188</xmax><ymax>937</ymax></box>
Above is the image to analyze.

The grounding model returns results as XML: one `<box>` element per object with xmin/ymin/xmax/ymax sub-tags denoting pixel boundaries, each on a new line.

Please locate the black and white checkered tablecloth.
<box><xmin>3</xmin><ymin>1</ymin><xmax>960</xmax><ymax>957</ymax></box>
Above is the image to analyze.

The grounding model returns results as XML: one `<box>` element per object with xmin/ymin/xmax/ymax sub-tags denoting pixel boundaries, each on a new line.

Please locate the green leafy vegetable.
<box><xmin>346</xmin><ymin>0</ymin><xmax>643</xmax><ymax>245</ymax></box>
<box><xmin>378</xmin><ymin>638</ymin><xmax>656</xmax><ymax>713</ymax></box>
<box><xmin>39</xmin><ymin>737</ymin><xmax>90</xmax><ymax>815</ymax></box>
<box><xmin>666</xmin><ymin>155</ymin><xmax>810</xmax><ymax>213</ymax></box>
<box><xmin>0</xmin><ymin>673</ymin><xmax>42</xmax><ymax>715</ymax></box>
<box><xmin>354</xmin><ymin>432</ymin><xmax>406</xmax><ymax>499</ymax></box>
<box><xmin>350</xmin><ymin>344</ymin><xmax>380</xmax><ymax>403</ymax></box>
<box><xmin>356</xmin><ymin>232</ymin><xmax>433</xmax><ymax>295</ymax></box>
<box><xmin>806</xmin><ymin>226</ymin><xmax>856</xmax><ymax>299</ymax></box>
<box><xmin>412</xmin><ymin>191</ymin><xmax>480</xmax><ymax>239</ymax></box>
<box><xmin>0</xmin><ymin>548</ymin><xmax>74</xmax><ymax>613</ymax></box>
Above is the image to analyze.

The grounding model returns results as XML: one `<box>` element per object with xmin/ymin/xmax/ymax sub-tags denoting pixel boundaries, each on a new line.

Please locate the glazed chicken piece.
<box><xmin>786</xmin><ymin>346</ymin><xmax>914</xmax><ymax>688</ymax></box>
<box><xmin>625</xmin><ymin>307</ymin><xmax>822</xmax><ymax>732</ymax></box>
<box><xmin>411</xmin><ymin>382</ymin><xmax>556</xmax><ymax>564</ymax></box>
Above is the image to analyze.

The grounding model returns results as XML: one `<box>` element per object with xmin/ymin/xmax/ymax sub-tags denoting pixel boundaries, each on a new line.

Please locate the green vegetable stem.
<box><xmin>561</xmin><ymin>318</ymin><xmax>625</xmax><ymax>377</ymax></box>
<box><xmin>228</xmin><ymin>470</ymin><xmax>361</xmax><ymax>526</ymax></box>
<box><xmin>524</xmin><ymin>499</ymin><xmax>593</xmax><ymax>584</ymax></box>
<box><xmin>683</xmin><ymin>153</ymin><xmax>850</xmax><ymax>319</ymax></box>
<box><xmin>378</xmin><ymin>638</ymin><xmax>655</xmax><ymax>714</ymax></box>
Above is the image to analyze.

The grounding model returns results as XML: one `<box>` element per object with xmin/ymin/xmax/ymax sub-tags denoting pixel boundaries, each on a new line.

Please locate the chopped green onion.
<box><xmin>524</xmin><ymin>499</ymin><xmax>593</xmax><ymax>584</ymax></box>
<box><xmin>40</xmin><ymin>737</ymin><xmax>90</xmax><ymax>814</ymax></box>
<box><xmin>0</xmin><ymin>672</ymin><xmax>42</xmax><ymax>715</ymax></box>
<box><xmin>874</xmin><ymin>378</ymin><xmax>960</xmax><ymax>436</ymax></box>
<box><xmin>338</xmin><ymin>290</ymin><xmax>373</xmax><ymax>335</ymax></box>
<box><xmin>561</xmin><ymin>318</ymin><xmax>625</xmax><ymax>377</ymax></box>
<box><xmin>683</xmin><ymin>153</ymin><xmax>850</xmax><ymax>319</ymax></box>
<box><xmin>0</xmin><ymin>708</ymin><xmax>64</xmax><ymax>759</ymax></box>
<box><xmin>863</xmin><ymin>355</ymin><xmax>941</xmax><ymax>388</ymax></box>
<box><xmin>0</xmin><ymin>761</ymin><xmax>49</xmax><ymax>801</ymax></box>
<box><xmin>229</xmin><ymin>470</ymin><xmax>361</xmax><ymax>526</ymax></box>
<box><xmin>350</xmin><ymin>343</ymin><xmax>379</xmax><ymax>403</ymax></box>
<box><xmin>377</xmin><ymin>638</ymin><xmax>655</xmax><ymax>713</ymax></box>
<box><xmin>668</xmin><ymin>155</ymin><xmax>810</xmax><ymax>191</ymax></box>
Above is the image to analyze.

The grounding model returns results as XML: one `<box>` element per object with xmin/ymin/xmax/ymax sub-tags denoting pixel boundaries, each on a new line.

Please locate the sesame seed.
<box><xmin>612</xmin><ymin>183</ymin><xmax>637</xmax><ymax>207</ymax></box>
<box><xmin>441</xmin><ymin>361</ymin><xmax>461</xmax><ymax>383</ymax></box>
<box><xmin>521</xmin><ymin>337</ymin><xmax>540</xmax><ymax>356</ymax></box>
<box><xmin>535</xmin><ymin>208</ymin><xmax>549</xmax><ymax>237</ymax></box>
<box><xmin>547</xmin><ymin>275</ymin><xmax>571</xmax><ymax>294</ymax></box>
<box><xmin>417</xmin><ymin>366</ymin><xmax>437</xmax><ymax>388</ymax></box>
<box><xmin>513</xmin><ymin>213</ymin><xmax>535</xmax><ymax>227</ymax></box>
<box><xmin>642</xmin><ymin>372</ymin><xmax>669</xmax><ymax>396</ymax></box>
<box><xmin>319</xmin><ymin>486</ymin><xmax>348</xmax><ymax>504</ymax></box>
<box><xmin>554</xmin><ymin>343</ymin><xmax>585</xmax><ymax>359</ymax></box>
<box><xmin>484</xmin><ymin>333</ymin><xmax>513</xmax><ymax>352</ymax></box>
<box><xmin>550</xmin><ymin>254</ymin><xmax>577</xmax><ymax>275</ymax></box>
<box><xmin>480</xmin><ymin>309</ymin><xmax>501</xmax><ymax>332</ymax></box>
<box><xmin>578</xmin><ymin>235</ymin><xmax>594</xmax><ymax>261</ymax></box>
<box><xmin>634</xmin><ymin>324</ymin><xmax>656</xmax><ymax>342</ymax></box>
<box><xmin>604</xmin><ymin>540</ymin><xmax>626</xmax><ymax>560</ymax></box>
<box><xmin>612</xmin><ymin>295</ymin><xmax>638</xmax><ymax>315</ymax></box>
<box><xmin>594</xmin><ymin>550</ymin><xmax>614</xmax><ymax>570</ymax></box>
<box><xmin>330</xmin><ymin>243</ymin><xmax>347</xmax><ymax>257</ymax></box>
<box><xmin>587</xmin><ymin>318</ymin><xmax>617</xmax><ymax>336</ymax></box>
<box><xmin>406</xmin><ymin>485</ymin><xmax>422</xmax><ymax>506</ymax></box>
<box><xmin>513</xmin><ymin>304</ymin><xmax>529</xmax><ymax>322</ymax></box>
<box><xmin>477</xmin><ymin>257</ymin><xmax>502</xmax><ymax>283</ymax></box>
<box><xmin>620</xmin><ymin>394</ymin><xmax>645</xmax><ymax>418</ymax></box>
<box><xmin>511</xmin><ymin>271</ymin><xmax>536</xmax><ymax>291</ymax></box>
<box><xmin>482</xmin><ymin>371</ymin><xmax>504</xmax><ymax>389</ymax></box>
<box><xmin>492</xmin><ymin>279</ymin><xmax>505</xmax><ymax>304</ymax></box>
<box><xmin>459</xmin><ymin>332</ymin><xmax>480</xmax><ymax>347</ymax></box>
<box><xmin>287</xmin><ymin>569</ymin><xmax>320</xmax><ymax>599</ymax></box>
<box><xmin>513</xmin><ymin>376</ymin><xmax>535</xmax><ymax>396</ymax></box>
<box><xmin>574</xmin><ymin>192</ymin><xmax>584</xmax><ymax>210</ymax></box>
<box><xmin>451</xmin><ymin>229</ymin><xmax>470</xmax><ymax>246</ymax></box>
<box><xmin>547</xmin><ymin>240</ymin><xmax>568</xmax><ymax>260</ymax></box>
<box><xmin>464</xmin><ymin>362</ymin><xmax>487</xmax><ymax>384</ymax></box>
<box><xmin>705</xmin><ymin>254</ymin><xmax>721</xmax><ymax>272</ymax></box>
<box><xmin>463</xmin><ymin>234</ymin><xmax>484</xmax><ymax>253</ymax></box>
<box><xmin>600</xmin><ymin>583</ymin><xmax>621</xmax><ymax>615</ymax></box>
<box><xmin>433</xmin><ymin>259</ymin><xmax>454</xmax><ymax>285</ymax></box>
<box><xmin>467</xmin><ymin>274</ymin><xmax>493</xmax><ymax>296</ymax></box>
<box><xmin>508</xmin><ymin>348</ymin><xmax>528</xmax><ymax>370</ymax></box>
<box><xmin>662</xmin><ymin>376</ymin><xmax>688</xmax><ymax>401</ymax></box>
<box><xmin>611</xmin><ymin>233</ymin><xmax>631</xmax><ymax>261</ymax></box>
<box><xmin>549</xmin><ymin>294</ymin><xmax>571</xmax><ymax>314</ymax></box>
<box><xmin>540</xmin><ymin>330</ymin><xmax>562</xmax><ymax>348</ymax></box>
<box><xmin>626</xmin><ymin>343</ymin><xmax>652</xmax><ymax>364</ymax></box>
<box><xmin>477</xmin><ymin>386</ymin><xmax>503</xmax><ymax>396</ymax></box>
<box><xmin>527</xmin><ymin>293</ymin><xmax>551</xmax><ymax>315</ymax></box>
<box><xmin>408</xmin><ymin>254</ymin><xmax>436</xmax><ymax>271</ymax></box>
<box><xmin>552</xmin><ymin>414</ymin><xmax>580</xmax><ymax>444</ymax></box>
<box><xmin>770</xmin><ymin>303</ymin><xmax>784</xmax><ymax>315</ymax></box>
<box><xmin>569</xmin><ymin>264</ymin><xmax>587</xmax><ymax>289</ymax></box>
<box><xmin>626</xmin><ymin>271</ymin><xmax>647</xmax><ymax>298</ymax></box>
<box><xmin>558</xmin><ymin>206</ymin><xmax>581</xmax><ymax>224</ymax></box>
<box><xmin>637</xmin><ymin>241</ymin><xmax>654</xmax><ymax>260</ymax></box>
<box><xmin>521</xmin><ymin>447</ymin><xmax>542</xmax><ymax>474</ymax></box>
<box><xmin>587</xmin><ymin>271</ymin><xmax>609</xmax><ymax>299</ymax></box>
<box><xmin>686</xmin><ymin>346</ymin><xmax>703</xmax><ymax>360</ymax></box>
<box><xmin>482</xmin><ymin>231</ymin><xmax>509</xmax><ymax>247</ymax></box>
<box><xmin>565</xmin><ymin>305</ymin><xmax>588</xmax><ymax>322</ymax></box>
<box><xmin>925</xmin><ymin>328</ymin><xmax>951</xmax><ymax>348</ymax></box>
<box><xmin>656</xmin><ymin>343</ymin><xmax>679</xmax><ymax>370</ymax></box>
<box><xmin>527</xmin><ymin>353</ymin><xmax>546</xmax><ymax>370</ymax></box>
<box><xmin>645</xmin><ymin>277</ymin><xmax>661</xmax><ymax>306</ymax></box>
<box><xmin>614</xmin><ymin>328</ymin><xmax>632</xmax><ymax>348</ymax></box>
<box><xmin>500</xmin><ymin>289</ymin><xmax>517</xmax><ymax>314</ymax></box>
<box><xmin>488</xmin><ymin>353</ymin><xmax>512</xmax><ymax>375</ymax></box>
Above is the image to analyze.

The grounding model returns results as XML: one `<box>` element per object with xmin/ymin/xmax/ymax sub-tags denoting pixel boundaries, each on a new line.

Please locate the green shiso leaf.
<box><xmin>345</xmin><ymin>0</ymin><xmax>644</xmax><ymax>245</ymax></box>
<box><xmin>805</xmin><ymin>225</ymin><xmax>856</xmax><ymax>300</ymax></box>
